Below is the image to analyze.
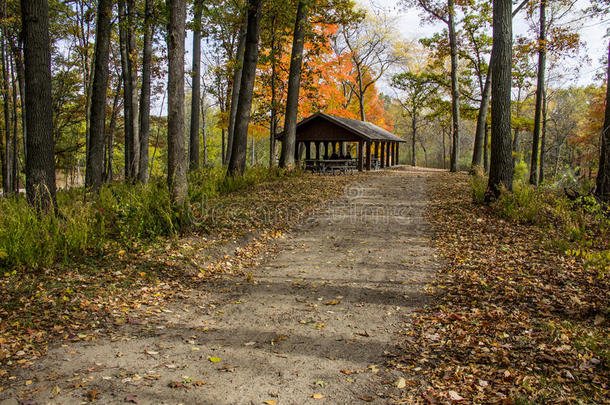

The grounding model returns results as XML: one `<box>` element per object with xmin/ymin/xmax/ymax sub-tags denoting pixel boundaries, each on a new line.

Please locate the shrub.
<box><xmin>493</xmin><ymin>181</ymin><xmax>545</xmax><ymax>224</ymax></box>
<box><xmin>470</xmin><ymin>166</ymin><xmax>487</xmax><ymax>204</ymax></box>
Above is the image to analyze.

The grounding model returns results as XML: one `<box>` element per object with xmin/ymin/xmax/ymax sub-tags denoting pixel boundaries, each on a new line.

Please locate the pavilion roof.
<box><xmin>277</xmin><ymin>112</ymin><xmax>406</xmax><ymax>143</ymax></box>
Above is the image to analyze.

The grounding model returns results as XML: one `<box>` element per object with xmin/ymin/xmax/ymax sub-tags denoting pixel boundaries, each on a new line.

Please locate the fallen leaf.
<box><xmin>312</xmin><ymin>394</ymin><xmax>324</xmax><ymax>399</ymax></box>
<box><xmin>124</xmin><ymin>394</ymin><xmax>139</xmax><ymax>403</ymax></box>
<box><xmin>395</xmin><ymin>377</ymin><xmax>406</xmax><ymax>389</ymax></box>
<box><xmin>263</xmin><ymin>401</ymin><xmax>277</xmax><ymax>405</ymax></box>
<box><xmin>208</xmin><ymin>357</ymin><xmax>222</xmax><ymax>363</ymax></box>
<box><xmin>448</xmin><ymin>390</ymin><xmax>464</xmax><ymax>402</ymax></box>
<box><xmin>87</xmin><ymin>388</ymin><xmax>101</xmax><ymax>402</ymax></box>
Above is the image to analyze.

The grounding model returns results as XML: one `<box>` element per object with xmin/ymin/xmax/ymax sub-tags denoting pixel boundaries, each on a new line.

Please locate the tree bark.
<box><xmin>118</xmin><ymin>0</ymin><xmax>133</xmax><ymax>181</ymax></box>
<box><xmin>529</xmin><ymin>0</ymin><xmax>546</xmax><ymax>185</ymax></box>
<box><xmin>472</xmin><ymin>70</ymin><xmax>491</xmax><ymax>169</ymax></box>
<box><xmin>539</xmin><ymin>88</ymin><xmax>548</xmax><ymax>183</ymax></box>
<box><xmin>105</xmin><ymin>77</ymin><xmax>122</xmax><ymax>182</ymax></box>
<box><xmin>201</xmin><ymin>100</ymin><xmax>208</xmax><ymax>165</ymax></box>
<box><xmin>448</xmin><ymin>0</ymin><xmax>461</xmax><ymax>173</ymax></box>
<box><xmin>85</xmin><ymin>0</ymin><xmax>113</xmax><ymax>192</ymax></box>
<box><xmin>227</xmin><ymin>0</ymin><xmax>262</xmax><ymax>176</ymax></box>
<box><xmin>484</xmin><ymin>121</ymin><xmax>489</xmax><ymax>173</ymax></box>
<box><xmin>127</xmin><ymin>0</ymin><xmax>139</xmax><ymax>179</ymax></box>
<box><xmin>138</xmin><ymin>0</ymin><xmax>154</xmax><ymax>183</ymax></box>
<box><xmin>10</xmin><ymin>53</ymin><xmax>19</xmax><ymax>192</ymax></box>
<box><xmin>1</xmin><ymin>36</ymin><xmax>11</xmax><ymax>194</ymax></box>
<box><xmin>279</xmin><ymin>0</ymin><xmax>308</xmax><ymax>169</ymax></box>
<box><xmin>167</xmin><ymin>0</ymin><xmax>188</xmax><ymax>205</ymax></box>
<box><xmin>411</xmin><ymin>113</ymin><xmax>417</xmax><ymax>166</ymax></box>
<box><xmin>595</xmin><ymin>39</ymin><xmax>610</xmax><ymax>202</ymax></box>
<box><xmin>21</xmin><ymin>0</ymin><xmax>57</xmax><ymax>210</ymax></box>
<box><xmin>486</xmin><ymin>0</ymin><xmax>513</xmax><ymax>200</ymax></box>
<box><xmin>226</xmin><ymin>24</ymin><xmax>246</xmax><ymax>165</ymax></box>
<box><xmin>189</xmin><ymin>1</ymin><xmax>203</xmax><ymax>172</ymax></box>
<box><xmin>269</xmin><ymin>15</ymin><xmax>278</xmax><ymax>168</ymax></box>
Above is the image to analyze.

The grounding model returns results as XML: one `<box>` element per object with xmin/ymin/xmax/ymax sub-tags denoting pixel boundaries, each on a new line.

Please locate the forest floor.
<box><xmin>0</xmin><ymin>167</ymin><xmax>439</xmax><ymax>404</ymax></box>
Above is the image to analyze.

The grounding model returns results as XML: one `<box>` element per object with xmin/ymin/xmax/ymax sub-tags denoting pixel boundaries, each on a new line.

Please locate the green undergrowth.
<box><xmin>0</xmin><ymin>166</ymin><xmax>298</xmax><ymax>270</ymax></box>
<box><xmin>470</xmin><ymin>169</ymin><xmax>610</xmax><ymax>278</ymax></box>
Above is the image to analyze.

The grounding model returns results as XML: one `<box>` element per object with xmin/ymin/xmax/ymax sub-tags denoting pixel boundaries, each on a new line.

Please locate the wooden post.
<box><xmin>366</xmin><ymin>140</ymin><xmax>371</xmax><ymax>171</ymax></box>
<box><xmin>305</xmin><ymin>141</ymin><xmax>311</xmax><ymax>160</ymax></box>
<box><xmin>380</xmin><ymin>141</ymin><xmax>385</xmax><ymax>168</ymax></box>
<box><xmin>358</xmin><ymin>140</ymin><xmax>363</xmax><ymax>171</ymax></box>
<box><xmin>315</xmin><ymin>141</ymin><xmax>320</xmax><ymax>160</ymax></box>
<box><xmin>374</xmin><ymin>141</ymin><xmax>379</xmax><ymax>169</ymax></box>
<box><xmin>386</xmin><ymin>142</ymin><xmax>391</xmax><ymax>167</ymax></box>
<box><xmin>395</xmin><ymin>143</ymin><xmax>400</xmax><ymax>165</ymax></box>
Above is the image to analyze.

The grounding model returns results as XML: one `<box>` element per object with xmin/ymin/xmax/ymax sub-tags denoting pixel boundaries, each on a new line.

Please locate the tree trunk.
<box><xmin>189</xmin><ymin>1</ymin><xmax>203</xmax><ymax>172</ymax></box>
<box><xmin>448</xmin><ymin>0</ymin><xmax>461</xmax><ymax>173</ymax></box>
<box><xmin>10</xmin><ymin>53</ymin><xmax>19</xmax><ymax>192</ymax></box>
<box><xmin>226</xmin><ymin>24</ymin><xmax>247</xmax><ymax>164</ymax></box>
<box><xmin>138</xmin><ymin>0</ymin><xmax>154</xmax><ymax>183</ymax></box>
<box><xmin>357</xmin><ymin>67</ymin><xmax>365</xmax><ymax>121</ymax></box>
<box><xmin>85</xmin><ymin>0</ymin><xmax>112</xmax><ymax>192</ymax></box>
<box><xmin>279</xmin><ymin>0</ymin><xmax>308</xmax><ymax>169</ymax></box>
<box><xmin>118</xmin><ymin>0</ymin><xmax>133</xmax><ymax>181</ymax></box>
<box><xmin>167</xmin><ymin>0</ymin><xmax>187</xmax><ymax>206</ymax></box>
<box><xmin>512</xmin><ymin>128</ymin><xmax>520</xmax><ymax>167</ymax></box>
<box><xmin>472</xmin><ymin>71</ymin><xmax>491</xmax><ymax>169</ymax></box>
<box><xmin>127</xmin><ymin>0</ymin><xmax>139</xmax><ymax>179</ymax></box>
<box><xmin>411</xmin><ymin>113</ymin><xmax>417</xmax><ymax>166</ymax></box>
<box><xmin>484</xmin><ymin>121</ymin><xmax>489</xmax><ymax>173</ymax></box>
<box><xmin>201</xmin><ymin>100</ymin><xmax>207</xmax><ymax>165</ymax></box>
<box><xmin>529</xmin><ymin>0</ymin><xmax>546</xmax><ymax>186</ymax></box>
<box><xmin>269</xmin><ymin>16</ymin><xmax>278</xmax><ymax>168</ymax></box>
<box><xmin>105</xmin><ymin>77</ymin><xmax>121</xmax><ymax>182</ymax></box>
<box><xmin>227</xmin><ymin>0</ymin><xmax>262</xmax><ymax>176</ymax></box>
<box><xmin>21</xmin><ymin>0</ymin><xmax>57</xmax><ymax>210</ymax></box>
<box><xmin>595</xmin><ymin>39</ymin><xmax>610</xmax><ymax>202</ymax></box>
<box><xmin>486</xmin><ymin>0</ymin><xmax>513</xmax><ymax>200</ymax></box>
<box><xmin>1</xmin><ymin>36</ymin><xmax>11</xmax><ymax>194</ymax></box>
<box><xmin>539</xmin><ymin>88</ymin><xmax>548</xmax><ymax>183</ymax></box>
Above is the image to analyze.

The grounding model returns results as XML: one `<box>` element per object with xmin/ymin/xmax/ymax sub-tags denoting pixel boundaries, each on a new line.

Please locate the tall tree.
<box><xmin>595</xmin><ymin>39</ymin><xmax>610</xmax><ymax>202</ymax></box>
<box><xmin>226</xmin><ymin>23</ymin><xmax>246</xmax><ymax>165</ymax></box>
<box><xmin>21</xmin><ymin>0</ymin><xmax>57</xmax><ymax>210</ymax></box>
<box><xmin>85</xmin><ymin>0</ymin><xmax>113</xmax><ymax>192</ymax></box>
<box><xmin>118</xmin><ymin>0</ymin><xmax>134</xmax><ymax>181</ymax></box>
<box><xmin>337</xmin><ymin>11</ymin><xmax>398</xmax><ymax>122</ymax></box>
<box><xmin>138</xmin><ymin>0</ymin><xmax>154</xmax><ymax>183</ymax></box>
<box><xmin>279</xmin><ymin>0</ymin><xmax>309</xmax><ymax>169</ymax></box>
<box><xmin>167</xmin><ymin>0</ymin><xmax>188</xmax><ymax>205</ymax></box>
<box><xmin>189</xmin><ymin>0</ymin><xmax>203</xmax><ymax>172</ymax></box>
<box><xmin>392</xmin><ymin>70</ymin><xmax>440</xmax><ymax>167</ymax></box>
<box><xmin>487</xmin><ymin>0</ymin><xmax>513</xmax><ymax>199</ymax></box>
<box><xmin>226</xmin><ymin>0</ymin><xmax>262</xmax><ymax>176</ymax></box>
<box><xmin>408</xmin><ymin>0</ymin><xmax>461</xmax><ymax>172</ymax></box>
<box><xmin>529</xmin><ymin>0</ymin><xmax>547</xmax><ymax>185</ymax></box>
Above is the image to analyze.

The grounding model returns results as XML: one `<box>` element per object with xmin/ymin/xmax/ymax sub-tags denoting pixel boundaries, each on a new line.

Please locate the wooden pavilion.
<box><xmin>277</xmin><ymin>112</ymin><xmax>406</xmax><ymax>172</ymax></box>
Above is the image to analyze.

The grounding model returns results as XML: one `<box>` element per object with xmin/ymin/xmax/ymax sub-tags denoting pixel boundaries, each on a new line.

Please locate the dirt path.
<box><xmin>1</xmin><ymin>167</ymin><xmax>440</xmax><ymax>405</ymax></box>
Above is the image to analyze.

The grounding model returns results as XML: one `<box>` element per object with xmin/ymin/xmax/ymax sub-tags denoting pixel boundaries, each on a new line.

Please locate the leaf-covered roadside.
<box><xmin>389</xmin><ymin>172</ymin><xmax>609</xmax><ymax>404</ymax></box>
<box><xmin>0</xmin><ymin>172</ymin><xmax>369</xmax><ymax>384</ymax></box>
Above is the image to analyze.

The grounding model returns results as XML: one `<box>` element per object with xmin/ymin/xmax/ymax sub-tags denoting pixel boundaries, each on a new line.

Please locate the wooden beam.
<box><xmin>366</xmin><ymin>140</ymin><xmax>371</xmax><ymax>171</ymax></box>
<box><xmin>358</xmin><ymin>140</ymin><xmax>363</xmax><ymax>171</ymax></box>
<box><xmin>305</xmin><ymin>141</ymin><xmax>311</xmax><ymax>160</ymax></box>
<box><xmin>380</xmin><ymin>142</ymin><xmax>385</xmax><ymax>168</ymax></box>
<box><xmin>315</xmin><ymin>141</ymin><xmax>320</xmax><ymax>160</ymax></box>
<box><xmin>396</xmin><ymin>143</ymin><xmax>400</xmax><ymax>165</ymax></box>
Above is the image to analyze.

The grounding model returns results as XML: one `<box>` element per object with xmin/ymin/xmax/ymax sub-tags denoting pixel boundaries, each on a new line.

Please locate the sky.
<box><xmin>361</xmin><ymin>0</ymin><xmax>609</xmax><ymax>87</ymax></box>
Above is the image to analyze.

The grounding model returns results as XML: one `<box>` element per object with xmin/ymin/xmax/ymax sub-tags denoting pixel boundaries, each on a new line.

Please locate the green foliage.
<box><xmin>513</xmin><ymin>160</ymin><xmax>529</xmax><ymax>184</ymax></box>
<box><xmin>0</xmin><ymin>168</ymin><xmax>299</xmax><ymax>270</ymax></box>
<box><xmin>493</xmin><ymin>182</ymin><xmax>545</xmax><ymax>224</ymax></box>
<box><xmin>470</xmin><ymin>166</ymin><xmax>487</xmax><ymax>204</ymax></box>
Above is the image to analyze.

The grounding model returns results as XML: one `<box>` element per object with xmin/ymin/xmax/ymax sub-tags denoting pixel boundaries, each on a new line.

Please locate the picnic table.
<box><xmin>305</xmin><ymin>159</ymin><xmax>357</xmax><ymax>175</ymax></box>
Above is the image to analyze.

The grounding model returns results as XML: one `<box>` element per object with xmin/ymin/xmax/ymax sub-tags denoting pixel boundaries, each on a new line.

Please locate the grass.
<box><xmin>0</xmin><ymin>166</ymin><xmax>300</xmax><ymax>270</ymax></box>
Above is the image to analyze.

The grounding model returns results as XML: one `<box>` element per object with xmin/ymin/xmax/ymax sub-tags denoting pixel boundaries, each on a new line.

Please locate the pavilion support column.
<box><xmin>332</xmin><ymin>142</ymin><xmax>336</xmax><ymax>154</ymax></box>
<box><xmin>305</xmin><ymin>141</ymin><xmax>311</xmax><ymax>160</ymax></box>
<box><xmin>324</xmin><ymin>142</ymin><xmax>329</xmax><ymax>158</ymax></box>
<box><xmin>395</xmin><ymin>143</ymin><xmax>400</xmax><ymax>165</ymax></box>
<box><xmin>386</xmin><ymin>142</ymin><xmax>391</xmax><ymax>167</ymax></box>
<box><xmin>390</xmin><ymin>143</ymin><xmax>395</xmax><ymax>166</ymax></box>
<box><xmin>315</xmin><ymin>141</ymin><xmax>320</xmax><ymax>160</ymax></box>
<box><xmin>374</xmin><ymin>141</ymin><xmax>379</xmax><ymax>169</ymax></box>
<box><xmin>380</xmin><ymin>142</ymin><xmax>385</xmax><ymax>168</ymax></box>
<box><xmin>357</xmin><ymin>140</ymin><xmax>363</xmax><ymax>171</ymax></box>
<box><xmin>366</xmin><ymin>140</ymin><xmax>371</xmax><ymax>171</ymax></box>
